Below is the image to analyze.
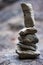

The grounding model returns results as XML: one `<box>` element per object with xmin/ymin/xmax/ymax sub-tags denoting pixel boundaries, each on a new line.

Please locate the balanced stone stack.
<box><xmin>16</xmin><ymin>3</ymin><xmax>40</xmax><ymax>59</ymax></box>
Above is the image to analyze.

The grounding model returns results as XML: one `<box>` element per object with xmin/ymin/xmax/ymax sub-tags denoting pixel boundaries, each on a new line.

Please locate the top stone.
<box><xmin>21</xmin><ymin>3</ymin><xmax>35</xmax><ymax>27</ymax></box>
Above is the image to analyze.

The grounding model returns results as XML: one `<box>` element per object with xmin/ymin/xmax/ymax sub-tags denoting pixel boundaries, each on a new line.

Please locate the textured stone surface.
<box><xmin>16</xmin><ymin>48</ymin><xmax>40</xmax><ymax>59</ymax></box>
<box><xmin>17</xmin><ymin>44</ymin><xmax>36</xmax><ymax>51</ymax></box>
<box><xmin>0</xmin><ymin>50</ymin><xmax>43</xmax><ymax>65</ymax></box>
<box><xmin>21</xmin><ymin>3</ymin><xmax>35</xmax><ymax>27</ymax></box>
<box><xmin>19</xmin><ymin>27</ymin><xmax>37</xmax><ymax>36</ymax></box>
<box><xmin>19</xmin><ymin>42</ymin><xmax>37</xmax><ymax>48</ymax></box>
<box><xmin>18</xmin><ymin>34</ymin><xmax>38</xmax><ymax>44</ymax></box>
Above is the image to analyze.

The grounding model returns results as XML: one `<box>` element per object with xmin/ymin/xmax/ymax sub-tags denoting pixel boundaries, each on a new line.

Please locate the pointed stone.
<box><xmin>21</xmin><ymin>3</ymin><xmax>35</xmax><ymax>27</ymax></box>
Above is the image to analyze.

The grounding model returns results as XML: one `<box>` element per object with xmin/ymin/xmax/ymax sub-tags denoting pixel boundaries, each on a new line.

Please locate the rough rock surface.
<box><xmin>19</xmin><ymin>27</ymin><xmax>37</xmax><ymax>36</ymax></box>
<box><xmin>18</xmin><ymin>34</ymin><xmax>39</xmax><ymax>43</ymax></box>
<box><xmin>21</xmin><ymin>3</ymin><xmax>35</xmax><ymax>27</ymax></box>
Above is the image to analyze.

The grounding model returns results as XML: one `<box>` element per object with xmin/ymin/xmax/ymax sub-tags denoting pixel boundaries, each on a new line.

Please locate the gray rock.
<box><xmin>21</xmin><ymin>3</ymin><xmax>35</xmax><ymax>27</ymax></box>
<box><xmin>18</xmin><ymin>43</ymin><xmax>37</xmax><ymax>48</ymax></box>
<box><xmin>19</xmin><ymin>27</ymin><xmax>37</xmax><ymax>36</ymax></box>
<box><xmin>26</xmin><ymin>34</ymin><xmax>39</xmax><ymax>43</ymax></box>
<box><xmin>19</xmin><ymin>42</ymin><xmax>37</xmax><ymax>48</ymax></box>
<box><xmin>18</xmin><ymin>34</ymin><xmax>39</xmax><ymax>44</ymax></box>
<box><xmin>17</xmin><ymin>43</ymin><xmax>36</xmax><ymax>51</ymax></box>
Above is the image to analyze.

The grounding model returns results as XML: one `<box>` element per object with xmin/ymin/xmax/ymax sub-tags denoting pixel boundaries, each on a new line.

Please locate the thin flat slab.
<box><xmin>19</xmin><ymin>27</ymin><xmax>37</xmax><ymax>36</ymax></box>
<box><xmin>18</xmin><ymin>42</ymin><xmax>37</xmax><ymax>48</ymax></box>
<box><xmin>17</xmin><ymin>44</ymin><xmax>36</xmax><ymax>51</ymax></box>
<box><xmin>16</xmin><ymin>47</ymin><xmax>40</xmax><ymax>59</ymax></box>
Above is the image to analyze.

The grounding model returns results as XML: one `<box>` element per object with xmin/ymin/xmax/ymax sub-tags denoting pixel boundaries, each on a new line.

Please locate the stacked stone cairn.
<box><xmin>16</xmin><ymin>3</ymin><xmax>40</xmax><ymax>59</ymax></box>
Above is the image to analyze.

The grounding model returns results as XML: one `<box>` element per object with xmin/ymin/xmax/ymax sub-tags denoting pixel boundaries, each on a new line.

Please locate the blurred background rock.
<box><xmin>0</xmin><ymin>0</ymin><xmax>43</xmax><ymax>20</ymax></box>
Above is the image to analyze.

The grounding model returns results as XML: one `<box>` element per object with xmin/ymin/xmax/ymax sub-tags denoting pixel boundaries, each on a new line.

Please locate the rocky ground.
<box><xmin>0</xmin><ymin>1</ymin><xmax>43</xmax><ymax>65</ymax></box>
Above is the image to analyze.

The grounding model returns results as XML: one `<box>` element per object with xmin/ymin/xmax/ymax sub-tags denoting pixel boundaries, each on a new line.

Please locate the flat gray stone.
<box><xmin>19</xmin><ymin>42</ymin><xmax>37</xmax><ymax>48</ymax></box>
<box><xmin>19</xmin><ymin>27</ymin><xmax>37</xmax><ymax>36</ymax></box>
<box><xmin>17</xmin><ymin>43</ymin><xmax>36</xmax><ymax>51</ymax></box>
